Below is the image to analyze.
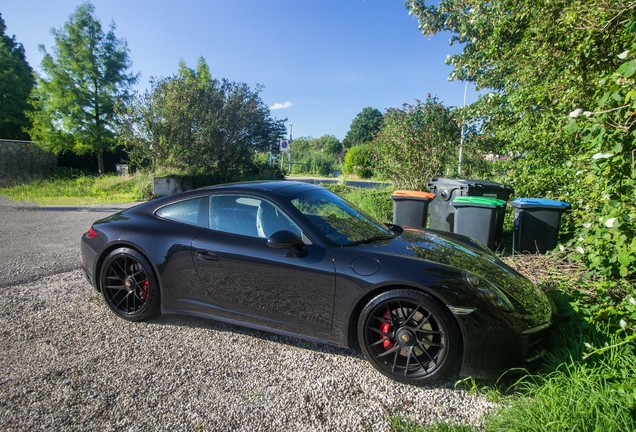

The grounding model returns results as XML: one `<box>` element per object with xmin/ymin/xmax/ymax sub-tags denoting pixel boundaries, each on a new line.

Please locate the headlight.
<box><xmin>463</xmin><ymin>271</ymin><xmax>514</xmax><ymax>312</ymax></box>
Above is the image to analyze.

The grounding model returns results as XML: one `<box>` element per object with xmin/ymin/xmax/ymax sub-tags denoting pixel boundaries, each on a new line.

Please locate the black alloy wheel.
<box><xmin>100</xmin><ymin>248</ymin><xmax>160</xmax><ymax>321</ymax></box>
<box><xmin>358</xmin><ymin>289</ymin><xmax>460</xmax><ymax>384</ymax></box>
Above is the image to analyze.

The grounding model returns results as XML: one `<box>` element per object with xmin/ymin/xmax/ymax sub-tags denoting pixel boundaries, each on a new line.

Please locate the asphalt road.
<box><xmin>0</xmin><ymin>196</ymin><xmax>134</xmax><ymax>287</ymax></box>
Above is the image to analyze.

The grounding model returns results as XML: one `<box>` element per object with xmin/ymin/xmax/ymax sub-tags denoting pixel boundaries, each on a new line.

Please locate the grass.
<box><xmin>0</xmin><ymin>168</ymin><xmax>153</xmax><ymax>205</ymax></box>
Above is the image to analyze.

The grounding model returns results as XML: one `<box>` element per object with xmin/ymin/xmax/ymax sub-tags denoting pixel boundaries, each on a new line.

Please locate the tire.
<box><xmin>357</xmin><ymin>289</ymin><xmax>460</xmax><ymax>385</ymax></box>
<box><xmin>100</xmin><ymin>248</ymin><xmax>160</xmax><ymax>321</ymax></box>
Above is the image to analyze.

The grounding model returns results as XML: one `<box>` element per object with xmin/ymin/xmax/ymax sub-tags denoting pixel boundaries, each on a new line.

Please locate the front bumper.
<box><xmin>456</xmin><ymin>310</ymin><xmax>552</xmax><ymax>379</ymax></box>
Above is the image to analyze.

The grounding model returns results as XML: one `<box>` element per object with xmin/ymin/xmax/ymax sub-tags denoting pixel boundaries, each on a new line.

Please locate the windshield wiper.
<box><xmin>343</xmin><ymin>235</ymin><xmax>395</xmax><ymax>247</ymax></box>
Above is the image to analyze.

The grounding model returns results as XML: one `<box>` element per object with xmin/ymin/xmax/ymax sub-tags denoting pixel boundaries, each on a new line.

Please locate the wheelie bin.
<box><xmin>427</xmin><ymin>178</ymin><xmax>513</xmax><ymax>237</ymax></box>
<box><xmin>452</xmin><ymin>196</ymin><xmax>505</xmax><ymax>250</ymax></box>
<box><xmin>391</xmin><ymin>190</ymin><xmax>435</xmax><ymax>228</ymax></box>
<box><xmin>510</xmin><ymin>198</ymin><xmax>571</xmax><ymax>254</ymax></box>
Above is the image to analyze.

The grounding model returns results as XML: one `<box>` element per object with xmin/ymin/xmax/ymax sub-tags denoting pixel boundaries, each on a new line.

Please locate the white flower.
<box><xmin>569</xmin><ymin>109</ymin><xmax>583</xmax><ymax>118</ymax></box>
<box><xmin>584</xmin><ymin>342</ymin><xmax>592</xmax><ymax>349</ymax></box>
<box><xmin>592</xmin><ymin>153</ymin><xmax>613</xmax><ymax>160</ymax></box>
<box><xmin>583</xmin><ymin>223</ymin><xmax>591</xmax><ymax>228</ymax></box>
<box><xmin>620</xmin><ymin>319</ymin><xmax>628</xmax><ymax>330</ymax></box>
<box><xmin>559</xmin><ymin>245</ymin><xmax>565</xmax><ymax>252</ymax></box>
<box><xmin>583</xmin><ymin>111</ymin><xmax>593</xmax><ymax>117</ymax></box>
<box><xmin>629</xmin><ymin>297</ymin><xmax>636</xmax><ymax>306</ymax></box>
<box><xmin>576</xmin><ymin>246</ymin><xmax>585</xmax><ymax>254</ymax></box>
<box><xmin>618</xmin><ymin>50</ymin><xmax>630</xmax><ymax>60</ymax></box>
<box><xmin>605</xmin><ymin>218</ymin><xmax>616</xmax><ymax>228</ymax></box>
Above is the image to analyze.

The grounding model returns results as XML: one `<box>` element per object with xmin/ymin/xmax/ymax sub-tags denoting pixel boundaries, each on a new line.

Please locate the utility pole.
<box><xmin>288</xmin><ymin>123</ymin><xmax>293</xmax><ymax>173</ymax></box>
<box><xmin>458</xmin><ymin>82</ymin><xmax>468</xmax><ymax>176</ymax></box>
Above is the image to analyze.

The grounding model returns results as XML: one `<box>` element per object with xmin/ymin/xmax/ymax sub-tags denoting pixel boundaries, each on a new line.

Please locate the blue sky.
<box><xmin>3</xmin><ymin>0</ymin><xmax>476</xmax><ymax>140</ymax></box>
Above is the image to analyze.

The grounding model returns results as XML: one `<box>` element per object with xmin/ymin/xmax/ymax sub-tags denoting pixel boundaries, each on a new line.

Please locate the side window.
<box><xmin>256</xmin><ymin>201</ymin><xmax>302</xmax><ymax>238</ymax></box>
<box><xmin>156</xmin><ymin>198</ymin><xmax>207</xmax><ymax>228</ymax></box>
<box><xmin>209</xmin><ymin>195</ymin><xmax>301</xmax><ymax>238</ymax></box>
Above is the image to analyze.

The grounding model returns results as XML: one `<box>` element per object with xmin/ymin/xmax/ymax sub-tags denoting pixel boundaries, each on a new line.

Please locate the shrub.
<box><xmin>342</xmin><ymin>143</ymin><xmax>376</xmax><ymax>178</ymax></box>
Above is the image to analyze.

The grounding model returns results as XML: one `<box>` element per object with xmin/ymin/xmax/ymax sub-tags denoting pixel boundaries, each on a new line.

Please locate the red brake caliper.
<box><xmin>380</xmin><ymin>311</ymin><xmax>393</xmax><ymax>350</ymax></box>
<box><xmin>140</xmin><ymin>280</ymin><xmax>149</xmax><ymax>300</ymax></box>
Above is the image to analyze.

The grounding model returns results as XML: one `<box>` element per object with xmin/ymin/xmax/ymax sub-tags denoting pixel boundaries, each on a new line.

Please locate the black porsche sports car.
<box><xmin>81</xmin><ymin>180</ymin><xmax>554</xmax><ymax>384</ymax></box>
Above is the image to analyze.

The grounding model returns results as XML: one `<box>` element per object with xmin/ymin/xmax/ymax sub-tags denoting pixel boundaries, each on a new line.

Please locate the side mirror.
<box><xmin>267</xmin><ymin>230</ymin><xmax>308</xmax><ymax>257</ymax></box>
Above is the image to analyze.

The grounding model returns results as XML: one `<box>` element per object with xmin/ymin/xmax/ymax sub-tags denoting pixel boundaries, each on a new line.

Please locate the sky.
<box><xmin>2</xmin><ymin>0</ymin><xmax>477</xmax><ymax>141</ymax></box>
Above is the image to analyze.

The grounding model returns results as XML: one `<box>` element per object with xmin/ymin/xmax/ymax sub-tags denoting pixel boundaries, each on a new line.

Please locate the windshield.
<box><xmin>291</xmin><ymin>189</ymin><xmax>393</xmax><ymax>246</ymax></box>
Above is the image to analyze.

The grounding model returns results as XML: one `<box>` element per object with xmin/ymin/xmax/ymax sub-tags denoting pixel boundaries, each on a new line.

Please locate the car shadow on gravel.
<box><xmin>145</xmin><ymin>312</ymin><xmax>366</xmax><ymax>359</ymax></box>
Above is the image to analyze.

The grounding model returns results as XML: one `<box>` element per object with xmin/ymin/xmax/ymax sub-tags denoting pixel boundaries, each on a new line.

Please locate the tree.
<box><xmin>27</xmin><ymin>2</ymin><xmax>137</xmax><ymax>174</ymax></box>
<box><xmin>0</xmin><ymin>14</ymin><xmax>35</xmax><ymax>140</ymax></box>
<box><xmin>342</xmin><ymin>107</ymin><xmax>383</xmax><ymax>148</ymax></box>
<box><xmin>316</xmin><ymin>134</ymin><xmax>342</xmax><ymax>156</ymax></box>
<box><xmin>119</xmin><ymin>57</ymin><xmax>287</xmax><ymax>181</ymax></box>
<box><xmin>374</xmin><ymin>97</ymin><xmax>460</xmax><ymax>190</ymax></box>
<box><xmin>405</xmin><ymin>0</ymin><xmax>633</xmax><ymax>196</ymax></box>
<box><xmin>406</xmin><ymin>0</ymin><xmax>636</xmax><ymax>292</ymax></box>
<box><xmin>291</xmin><ymin>134</ymin><xmax>341</xmax><ymax>159</ymax></box>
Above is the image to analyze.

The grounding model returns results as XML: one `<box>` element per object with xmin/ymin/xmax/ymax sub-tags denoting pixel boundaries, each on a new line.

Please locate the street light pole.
<box><xmin>458</xmin><ymin>82</ymin><xmax>468</xmax><ymax>176</ymax></box>
<box><xmin>288</xmin><ymin>123</ymin><xmax>293</xmax><ymax>173</ymax></box>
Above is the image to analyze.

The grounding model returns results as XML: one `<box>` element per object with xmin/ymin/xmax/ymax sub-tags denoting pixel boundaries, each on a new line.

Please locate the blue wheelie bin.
<box><xmin>510</xmin><ymin>198</ymin><xmax>571</xmax><ymax>254</ymax></box>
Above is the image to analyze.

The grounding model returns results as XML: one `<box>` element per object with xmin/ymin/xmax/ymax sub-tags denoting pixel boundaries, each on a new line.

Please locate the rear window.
<box><xmin>156</xmin><ymin>198</ymin><xmax>207</xmax><ymax>228</ymax></box>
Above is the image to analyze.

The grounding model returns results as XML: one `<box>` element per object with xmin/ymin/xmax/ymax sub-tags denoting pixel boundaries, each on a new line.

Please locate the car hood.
<box><xmin>354</xmin><ymin>227</ymin><xmax>552</xmax><ymax>319</ymax></box>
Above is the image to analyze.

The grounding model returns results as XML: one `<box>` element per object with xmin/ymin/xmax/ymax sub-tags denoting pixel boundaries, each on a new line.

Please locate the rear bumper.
<box><xmin>80</xmin><ymin>235</ymin><xmax>98</xmax><ymax>291</ymax></box>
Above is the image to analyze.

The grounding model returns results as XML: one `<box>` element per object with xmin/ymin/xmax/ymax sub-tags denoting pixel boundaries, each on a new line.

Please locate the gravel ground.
<box><xmin>0</xmin><ymin>197</ymin><xmax>498</xmax><ymax>431</ymax></box>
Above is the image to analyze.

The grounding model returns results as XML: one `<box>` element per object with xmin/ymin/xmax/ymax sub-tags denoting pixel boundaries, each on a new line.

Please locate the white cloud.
<box><xmin>270</xmin><ymin>101</ymin><xmax>294</xmax><ymax>110</ymax></box>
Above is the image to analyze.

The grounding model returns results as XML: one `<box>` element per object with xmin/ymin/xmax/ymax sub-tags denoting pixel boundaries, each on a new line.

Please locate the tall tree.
<box><xmin>315</xmin><ymin>134</ymin><xmax>342</xmax><ymax>156</ymax></box>
<box><xmin>0</xmin><ymin>14</ymin><xmax>35</xmax><ymax>140</ymax></box>
<box><xmin>406</xmin><ymin>0</ymin><xmax>633</xmax><ymax>196</ymax></box>
<box><xmin>407</xmin><ymin>0</ymin><xmax>636</xmax><ymax>285</ymax></box>
<box><xmin>27</xmin><ymin>2</ymin><xmax>137</xmax><ymax>174</ymax></box>
<box><xmin>342</xmin><ymin>107</ymin><xmax>383</xmax><ymax>148</ymax></box>
<box><xmin>119</xmin><ymin>57</ymin><xmax>287</xmax><ymax>181</ymax></box>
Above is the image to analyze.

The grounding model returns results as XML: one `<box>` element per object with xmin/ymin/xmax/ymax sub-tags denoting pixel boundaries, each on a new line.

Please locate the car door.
<box><xmin>190</xmin><ymin>194</ymin><xmax>336</xmax><ymax>331</ymax></box>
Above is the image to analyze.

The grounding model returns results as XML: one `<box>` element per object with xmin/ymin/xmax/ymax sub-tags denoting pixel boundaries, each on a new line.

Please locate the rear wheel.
<box><xmin>100</xmin><ymin>248</ymin><xmax>160</xmax><ymax>321</ymax></box>
<box><xmin>358</xmin><ymin>289</ymin><xmax>460</xmax><ymax>384</ymax></box>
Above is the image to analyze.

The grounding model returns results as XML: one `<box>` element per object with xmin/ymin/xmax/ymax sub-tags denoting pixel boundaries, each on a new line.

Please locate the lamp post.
<box><xmin>458</xmin><ymin>82</ymin><xmax>468</xmax><ymax>176</ymax></box>
<box><xmin>288</xmin><ymin>123</ymin><xmax>293</xmax><ymax>173</ymax></box>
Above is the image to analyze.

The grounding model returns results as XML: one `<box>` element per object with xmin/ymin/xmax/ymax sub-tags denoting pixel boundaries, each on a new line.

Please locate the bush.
<box><xmin>374</xmin><ymin>98</ymin><xmax>460</xmax><ymax>190</ymax></box>
<box><xmin>342</xmin><ymin>143</ymin><xmax>376</xmax><ymax>178</ymax></box>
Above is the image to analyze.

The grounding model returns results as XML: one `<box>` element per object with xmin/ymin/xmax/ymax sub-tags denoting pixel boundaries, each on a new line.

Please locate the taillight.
<box><xmin>86</xmin><ymin>227</ymin><xmax>97</xmax><ymax>239</ymax></box>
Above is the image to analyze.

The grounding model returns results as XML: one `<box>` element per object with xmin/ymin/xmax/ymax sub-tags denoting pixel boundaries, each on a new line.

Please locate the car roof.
<box><xmin>132</xmin><ymin>180</ymin><xmax>325</xmax><ymax>213</ymax></box>
<box><xmin>198</xmin><ymin>180</ymin><xmax>322</xmax><ymax>195</ymax></box>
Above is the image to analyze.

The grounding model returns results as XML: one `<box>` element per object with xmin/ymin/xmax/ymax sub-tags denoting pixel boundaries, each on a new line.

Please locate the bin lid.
<box><xmin>391</xmin><ymin>190</ymin><xmax>435</xmax><ymax>200</ymax></box>
<box><xmin>428</xmin><ymin>177</ymin><xmax>514</xmax><ymax>193</ymax></box>
<box><xmin>452</xmin><ymin>196</ymin><xmax>505</xmax><ymax>207</ymax></box>
<box><xmin>510</xmin><ymin>198</ymin><xmax>571</xmax><ymax>209</ymax></box>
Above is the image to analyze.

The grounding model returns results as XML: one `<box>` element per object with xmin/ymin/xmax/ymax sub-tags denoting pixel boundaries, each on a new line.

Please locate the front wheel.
<box><xmin>357</xmin><ymin>289</ymin><xmax>460</xmax><ymax>384</ymax></box>
<box><xmin>100</xmin><ymin>248</ymin><xmax>160</xmax><ymax>321</ymax></box>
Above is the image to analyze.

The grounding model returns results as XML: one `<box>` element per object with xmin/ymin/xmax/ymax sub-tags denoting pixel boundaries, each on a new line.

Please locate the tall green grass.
<box><xmin>485</xmin><ymin>328</ymin><xmax>636</xmax><ymax>431</ymax></box>
<box><xmin>0</xmin><ymin>169</ymin><xmax>153</xmax><ymax>205</ymax></box>
<box><xmin>386</xmin><ymin>294</ymin><xmax>636</xmax><ymax>432</ymax></box>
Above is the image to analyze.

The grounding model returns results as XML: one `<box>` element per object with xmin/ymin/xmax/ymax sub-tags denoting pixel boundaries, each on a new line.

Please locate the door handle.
<box><xmin>196</xmin><ymin>250</ymin><xmax>220</xmax><ymax>261</ymax></box>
